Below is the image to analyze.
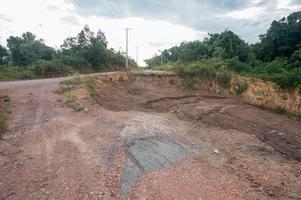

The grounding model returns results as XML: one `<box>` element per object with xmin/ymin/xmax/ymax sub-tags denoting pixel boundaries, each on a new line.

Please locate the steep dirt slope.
<box><xmin>93</xmin><ymin>73</ymin><xmax>301</xmax><ymax>161</ymax></box>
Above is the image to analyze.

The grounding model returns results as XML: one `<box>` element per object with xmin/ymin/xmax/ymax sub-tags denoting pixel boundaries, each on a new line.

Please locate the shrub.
<box><xmin>234</xmin><ymin>81</ymin><xmax>248</xmax><ymax>95</ymax></box>
<box><xmin>62</xmin><ymin>76</ymin><xmax>83</xmax><ymax>86</ymax></box>
<box><xmin>289</xmin><ymin>48</ymin><xmax>301</xmax><ymax>68</ymax></box>
<box><xmin>227</xmin><ymin>57</ymin><xmax>251</xmax><ymax>72</ymax></box>
<box><xmin>34</xmin><ymin>59</ymin><xmax>74</xmax><ymax>78</ymax></box>
<box><xmin>181</xmin><ymin>77</ymin><xmax>200</xmax><ymax>91</ymax></box>
<box><xmin>216</xmin><ymin>67</ymin><xmax>231</xmax><ymax>88</ymax></box>
<box><xmin>160</xmin><ymin>59</ymin><xmax>232</xmax><ymax>89</ymax></box>
<box><xmin>240</xmin><ymin>59</ymin><xmax>301</xmax><ymax>89</ymax></box>
<box><xmin>86</xmin><ymin>81</ymin><xmax>96</xmax><ymax>97</ymax></box>
<box><xmin>281</xmin><ymin>94</ymin><xmax>288</xmax><ymax>101</ymax></box>
<box><xmin>58</xmin><ymin>55</ymin><xmax>94</xmax><ymax>74</ymax></box>
<box><xmin>270</xmin><ymin>68</ymin><xmax>301</xmax><ymax>89</ymax></box>
<box><xmin>64</xmin><ymin>94</ymin><xmax>76</xmax><ymax>104</ymax></box>
<box><xmin>262</xmin><ymin>58</ymin><xmax>288</xmax><ymax>74</ymax></box>
<box><xmin>275</xmin><ymin>106</ymin><xmax>288</xmax><ymax>114</ymax></box>
<box><xmin>174</xmin><ymin>62</ymin><xmax>216</xmax><ymax>82</ymax></box>
<box><xmin>274</xmin><ymin>106</ymin><xmax>301</xmax><ymax>120</ymax></box>
<box><xmin>0</xmin><ymin>66</ymin><xmax>35</xmax><ymax>81</ymax></box>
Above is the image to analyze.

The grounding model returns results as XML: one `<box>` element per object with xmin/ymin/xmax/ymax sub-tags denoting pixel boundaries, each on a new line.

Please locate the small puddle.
<box><xmin>121</xmin><ymin>137</ymin><xmax>192</xmax><ymax>199</ymax></box>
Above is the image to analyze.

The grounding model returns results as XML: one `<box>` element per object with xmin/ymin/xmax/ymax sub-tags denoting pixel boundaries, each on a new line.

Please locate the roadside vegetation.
<box><xmin>59</xmin><ymin>76</ymin><xmax>98</xmax><ymax>112</ymax></box>
<box><xmin>234</xmin><ymin>81</ymin><xmax>249</xmax><ymax>95</ymax></box>
<box><xmin>145</xmin><ymin>11</ymin><xmax>301</xmax><ymax>92</ymax></box>
<box><xmin>0</xmin><ymin>25</ymin><xmax>137</xmax><ymax>81</ymax></box>
<box><xmin>86</xmin><ymin>81</ymin><xmax>96</xmax><ymax>98</ymax></box>
<box><xmin>274</xmin><ymin>106</ymin><xmax>301</xmax><ymax>120</ymax></box>
<box><xmin>0</xmin><ymin>96</ymin><xmax>11</xmax><ymax>137</ymax></box>
<box><xmin>61</xmin><ymin>76</ymin><xmax>84</xmax><ymax>86</ymax></box>
<box><xmin>63</xmin><ymin>94</ymin><xmax>77</xmax><ymax>104</ymax></box>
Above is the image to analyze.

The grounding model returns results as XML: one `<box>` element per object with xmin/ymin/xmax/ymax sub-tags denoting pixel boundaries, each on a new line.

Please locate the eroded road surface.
<box><xmin>0</xmin><ymin>73</ymin><xmax>301</xmax><ymax>200</ymax></box>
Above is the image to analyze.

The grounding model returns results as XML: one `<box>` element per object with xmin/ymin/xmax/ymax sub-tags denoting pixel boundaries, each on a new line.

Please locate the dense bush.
<box><xmin>146</xmin><ymin>11</ymin><xmax>301</xmax><ymax>90</ymax></box>
<box><xmin>275</xmin><ymin>106</ymin><xmax>288</xmax><ymax>114</ymax></box>
<box><xmin>216</xmin><ymin>69</ymin><xmax>231</xmax><ymax>88</ymax></box>
<box><xmin>34</xmin><ymin>59</ymin><xmax>74</xmax><ymax>78</ymax></box>
<box><xmin>56</xmin><ymin>55</ymin><xmax>93</xmax><ymax>74</ymax></box>
<box><xmin>226</xmin><ymin>57</ymin><xmax>252</xmax><ymax>73</ymax></box>
<box><xmin>161</xmin><ymin>59</ymin><xmax>232</xmax><ymax>88</ymax></box>
<box><xmin>7</xmin><ymin>32</ymin><xmax>55</xmax><ymax>66</ymax></box>
<box><xmin>0</xmin><ymin>65</ymin><xmax>35</xmax><ymax>81</ymax></box>
<box><xmin>270</xmin><ymin>68</ymin><xmax>301</xmax><ymax>89</ymax></box>
<box><xmin>238</xmin><ymin>58</ymin><xmax>301</xmax><ymax>89</ymax></box>
<box><xmin>0</xmin><ymin>25</ymin><xmax>137</xmax><ymax>81</ymax></box>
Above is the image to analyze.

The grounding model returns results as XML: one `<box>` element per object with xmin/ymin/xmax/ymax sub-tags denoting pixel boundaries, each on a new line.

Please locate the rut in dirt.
<box><xmin>94</xmin><ymin>75</ymin><xmax>301</xmax><ymax>161</ymax></box>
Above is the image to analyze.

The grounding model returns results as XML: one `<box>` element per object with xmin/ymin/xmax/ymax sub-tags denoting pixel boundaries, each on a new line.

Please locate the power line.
<box><xmin>102</xmin><ymin>0</ymin><xmax>125</xmax><ymax>19</ymax></box>
<box><xmin>102</xmin><ymin>0</ymin><xmax>123</xmax><ymax>19</ymax></box>
<box><xmin>112</xmin><ymin>0</ymin><xmax>125</xmax><ymax>18</ymax></box>
<box><xmin>104</xmin><ymin>0</ymin><xmax>123</xmax><ymax>19</ymax></box>
<box><xmin>96</xmin><ymin>0</ymin><xmax>120</xmax><ymax>19</ymax></box>
<box><xmin>113</xmin><ymin>0</ymin><xmax>129</xmax><ymax>18</ymax></box>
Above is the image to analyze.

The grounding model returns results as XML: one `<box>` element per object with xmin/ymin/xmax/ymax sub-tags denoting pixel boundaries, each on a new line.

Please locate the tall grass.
<box><xmin>157</xmin><ymin>59</ymin><xmax>232</xmax><ymax>89</ymax></box>
<box><xmin>86</xmin><ymin>81</ymin><xmax>96</xmax><ymax>97</ymax></box>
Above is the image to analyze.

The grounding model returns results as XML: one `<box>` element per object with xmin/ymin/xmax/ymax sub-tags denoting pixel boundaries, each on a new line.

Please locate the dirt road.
<box><xmin>0</xmin><ymin>73</ymin><xmax>300</xmax><ymax>200</ymax></box>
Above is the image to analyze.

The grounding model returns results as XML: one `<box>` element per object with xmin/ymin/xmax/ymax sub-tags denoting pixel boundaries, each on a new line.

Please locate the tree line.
<box><xmin>145</xmin><ymin>11</ymin><xmax>301</xmax><ymax>89</ymax></box>
<box><xmin>0</xmin><ymin>25</ymin><xmax>136</xmax><ymax>81</ymax></box>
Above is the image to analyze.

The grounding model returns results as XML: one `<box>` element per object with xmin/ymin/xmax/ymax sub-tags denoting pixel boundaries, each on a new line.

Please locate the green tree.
<box><xmin>60</xmin><ymin>25</ymin><xmax>109</xmax><ymax>72</ymax></box>
<box><xmin>258</xmin><ymin>11</ymin><xmax>301</xmax><ymax>61</ymax></box>
<box><xmin>60</xmin><ymin>25</ymin><xmax>132</xmax><ymax>72</ymax></box>
<box><xmin>208</xmin><ymin>30</ymin><xmax>252</xmax><ymax>62</ymax></box>
<box><xmin>146</xmin><ymin>30</ymin><xmax>253</xmax><ymax>67</ymax></box>
<box><xmin>7</xmin><ymin>32</ymin><xmax>55</xmax><ymax>66</ymax></box>
<box><xmin>289</xmin><ymin>48</ymin><xmax>301</xmax><ymax>68</ymax></box>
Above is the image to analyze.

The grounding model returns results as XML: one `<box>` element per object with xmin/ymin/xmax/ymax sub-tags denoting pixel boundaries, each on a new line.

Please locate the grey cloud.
<box><xmin>65</xmin><ymin>0</ymin><xmax>112</xmax><ymax>18</ymax></box>
<box><xmin>60</xmin><ymin>16</ymin><xmax>80</xmax><ymax>25</ymax></box>
<box><xmin>290</xmin><ymin>0</ymin><xmax>301</xmax><ymax>5</ymax></box>
<box><xmin>255</xmin><ymin>0</ymin><xmax>275</xmax><ymax>8</ymax></box>
<box><xmin>67</xmin><ymin>0</ymin><xmax>301</xmax><ymax>43</ymax></box>
<box><xmin>67</xmin><ymin>0</ymin><xmax>251</xmax><ymax>18</ymax></box>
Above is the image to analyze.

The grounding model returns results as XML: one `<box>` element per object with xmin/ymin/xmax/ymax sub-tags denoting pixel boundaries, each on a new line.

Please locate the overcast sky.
<box><xmin>0</xmin><ymin>0</ymin><xmax>300</xmax><ymax>66</ymax></box>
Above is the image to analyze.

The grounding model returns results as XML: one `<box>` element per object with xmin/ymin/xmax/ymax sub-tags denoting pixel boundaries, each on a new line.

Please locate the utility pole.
<box><xmin>125</xmin><ymin>28</ymin><xmax>132</xmax><ymax>70</ymax></box>
<box><xmin>136</xmin><ymin>46</ymin><xmax>139</xmax><ymax>66</ymax></box>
